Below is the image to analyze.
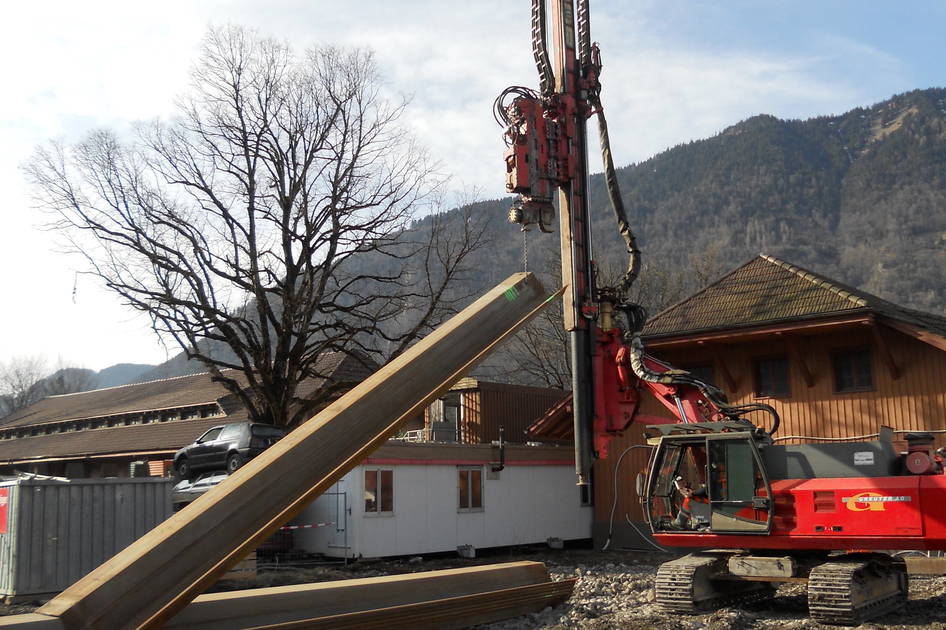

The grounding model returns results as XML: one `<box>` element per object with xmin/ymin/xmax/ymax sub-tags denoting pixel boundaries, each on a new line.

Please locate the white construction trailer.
<box><xmin>291</xmin><ymin>441</ymin><xmax>591</xmax><ymax>558</ymax></box>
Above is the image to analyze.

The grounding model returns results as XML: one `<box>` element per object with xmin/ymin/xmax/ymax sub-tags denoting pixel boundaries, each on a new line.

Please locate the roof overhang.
<box><xmin>643</xmin><ymin>312</ymin><xmax>875</xmax><ymax>348</ymax></box>
<box><xmin>0</xmin><ymin>449</ymin><xmax>176</xmax><ymax>466</ymax></box>
<box><xmin>879</xmin><ymin>317</ymin><xmax>946</xmax><ymax>352</ymax></box>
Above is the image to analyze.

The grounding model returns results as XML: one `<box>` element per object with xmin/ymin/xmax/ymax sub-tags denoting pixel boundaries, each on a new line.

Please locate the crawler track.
<box><xmin>807</xmin><ymin>557</ymin><xmax>907</xmax><ymax>626</ymax></box>
<box><xmin>655</xmin><ymin>553</ymin><xmax>774</xmax><ymax>614</ymax></box>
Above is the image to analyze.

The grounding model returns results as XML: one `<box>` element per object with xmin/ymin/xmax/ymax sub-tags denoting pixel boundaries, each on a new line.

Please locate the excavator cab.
<box><xmin>643</xmin><ymin>424</ymin><xmax>774</xmax><ymax>535</ymax></box>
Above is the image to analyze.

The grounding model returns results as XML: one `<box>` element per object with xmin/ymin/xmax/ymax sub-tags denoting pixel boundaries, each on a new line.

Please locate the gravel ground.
<box><xmin>5</xmin><ymin>548</ymin><xmax>946</xmax><ymax>629</ymax></box>
<box><xmin>477</xmin><ymin>549</ymin><xmax>946</xmax><ymax>630</ymax></box>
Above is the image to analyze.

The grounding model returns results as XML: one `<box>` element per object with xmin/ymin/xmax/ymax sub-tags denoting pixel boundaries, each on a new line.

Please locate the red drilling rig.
<box><xmin>496</xmin><ymin>1</ymin><xmax>946</xmax><ymax>624</ymax></box>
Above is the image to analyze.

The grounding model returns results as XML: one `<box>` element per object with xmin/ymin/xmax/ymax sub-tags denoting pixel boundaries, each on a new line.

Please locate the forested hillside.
<box><xmin>593</xmin><ymin>87</ymin><xmax>946</xmax><ymax>313</ymax></box>
<box><xmin>143</xmin><ymin>88</ymin><xmax>946</xmax><ymax>381</ymax></box>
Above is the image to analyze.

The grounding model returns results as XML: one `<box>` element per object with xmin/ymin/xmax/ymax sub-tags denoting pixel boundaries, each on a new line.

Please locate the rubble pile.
<box><xmin>5</xmin><ymin>548</ymin><xmax>946</xmax><ymax>629</ymax></box>
<box><xmin>479</xmin><ymin>551</ymin><xmax>946</xmax><ymax>630</ymax></box>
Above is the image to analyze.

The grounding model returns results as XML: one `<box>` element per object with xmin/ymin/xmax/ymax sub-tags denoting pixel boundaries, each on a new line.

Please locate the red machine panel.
<box><xmin>919</xmin><ymin>475</ymin><xmax>946</xmax><ymax>543</ymax></box>
<box><xmin>653</xmin><ymin>474</ymin><xmax>946</xmax><ymax>551</ymax></box>
<box><xmin>779</xmin><ymin>477</ymin><xmax>922</xmax><ymax>538</ymax></box>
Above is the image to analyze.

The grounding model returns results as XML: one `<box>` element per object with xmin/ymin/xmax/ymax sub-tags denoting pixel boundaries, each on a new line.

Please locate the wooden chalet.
<box><xmin>530</xmin><ymin>254</ymin><xmax>946</xmax><ymax>548</ymax></box>
<box><xmin>0</xmin><ymin>352</ymin><xmax>375</xmax><ymax>478</ymax></box>
<box><xmin>418</xmin><ymin>378</ymin><xmax>567</xmax><ymax>444</ymax></box>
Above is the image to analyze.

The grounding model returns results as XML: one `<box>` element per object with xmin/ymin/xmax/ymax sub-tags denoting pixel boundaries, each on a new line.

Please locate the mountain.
<box><xmin>95</xmin><ymin>363</ymin><xmax>158</xmax><ymax>388</ymax></box>
<box><xmin>141</xmin><ymin>87</ymin><xmax>946</xmax><ymax>379</ymax></box>
<box><xmin>590</xmin><ymin>87</ymin><xmax>946</xmax><ymax>314</ymax></box>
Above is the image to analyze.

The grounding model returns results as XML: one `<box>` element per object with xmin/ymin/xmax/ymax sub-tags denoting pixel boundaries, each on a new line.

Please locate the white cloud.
<box><xmin>0</xmin><ymin>0</ymin><xmax>931</xmax><ymax>371</ymax></box>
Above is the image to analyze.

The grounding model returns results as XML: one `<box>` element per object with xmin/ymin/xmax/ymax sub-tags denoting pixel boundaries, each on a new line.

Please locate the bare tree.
<box><xmin>0</xmin><ymin>356</ymin><xmax>49</xmax><ymax>418</ymax></box>
<box><xmin>43</xmin><ymin>358</ymin><xmax>97</xmax><ymax>397</ymax></box>
<box><xmin>497</xmin><ymin>243</ymin><xmax>728</xmax><ymax>389</ymax></box>
<box><xmin>494</xmin><ymin>246</ymin><xmax>571</xmax><ymax>389</ymax></box>
<box><xmin>0</xmin><ymin>356</ymin><xmax>96</xmax><ymax>418</ymax></box>
<box><xmin>381</xmin><ymin>201</ymin><xmax>489</xmax><ymax>359</ymax></box>
<box><xmin>27</xmin><ymin>26</ymin><xmax>483</xmax><ymax>429</ymax></box>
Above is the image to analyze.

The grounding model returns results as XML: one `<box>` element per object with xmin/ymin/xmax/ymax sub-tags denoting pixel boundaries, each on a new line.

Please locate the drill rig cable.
<box><xmin>579</xmin><ymin>36</ymin><xmax>642</xmax><ymax>308</ymax></box>
<box><xmin>626</xmin><ymin>336</ymin><xmax>782</xmax><ymax>435</ymax></box>
<box><xmin>772</xmin><ymin>428</ymin><xmax>946</xmax><ymax>443</ymax></box>
<box><xmin>625</xmin><ymin>513</ymin><xmax>670</xmax><ymax>552</ymax></box>
<box><xmin>602</xmin><ymin>444</ymin><xmax>654</xmax><ymax>551</ymax></box>
<box><xmin>493</xmin><ymin>86</ymin><xmax>538</xmax><ymax>133</ymax></box>
<box><xmin>594</xmin><ymin>109</ymin><xmax>642</xmax><ymax>296</ymax></box>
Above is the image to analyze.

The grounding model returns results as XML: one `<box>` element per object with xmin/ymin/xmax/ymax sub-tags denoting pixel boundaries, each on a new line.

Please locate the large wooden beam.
<box><xmin>0</xmin><ymin>563</ymin><xmax>573</xmax><ymax>630</ymax></box>
<box><xmin>38</xmin><ymin>273</ymin><xmax>554</xmax><ymax>630</ymax></box>
<box><xmin>0</xmin><ymin>615</ymin><xmax>64</xmax><ymax>630</ymax></box>
<box><xmin>163</xmin><ymin>561</ymin><xmax>554</xmax><ymax>630</ymax></box>
<box><xmin>252</xmin><ymin>580</ymin><xmax>577</xmax><ymax>630</ymax></box>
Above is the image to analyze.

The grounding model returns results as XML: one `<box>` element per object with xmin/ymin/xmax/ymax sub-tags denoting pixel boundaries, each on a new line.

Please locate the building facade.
<box><xmin>294</xmin><ymin>441</ymin><xmax>591</xmax><ymax>558</ymax></box>
<box><xmin>0</xmin><ymin>352</ymin><xmax>374</xmax><ymax>478</ymax></box>
<box><xmin>535</xmin><ymin>255</ymin><xmax>946</xmax><ymax>549</ymax></box>
<box><xmin>418</xmin><ymin>378</ymin><xmax>567</xmax><ymax>444</ymax></box>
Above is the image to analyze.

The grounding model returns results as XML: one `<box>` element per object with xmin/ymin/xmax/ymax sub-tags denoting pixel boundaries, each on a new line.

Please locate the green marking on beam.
<box><xmin>504</xmin><ymin>286</ymin><xmax>521</xmax><ymax>302</ymax></box>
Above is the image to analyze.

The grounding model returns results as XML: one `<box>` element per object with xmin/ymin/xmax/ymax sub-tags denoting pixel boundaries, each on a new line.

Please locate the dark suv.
<box><xmin>173</xmin><ymin>422</ymin><xmax>286</xmax><ymax>479</ymax></box>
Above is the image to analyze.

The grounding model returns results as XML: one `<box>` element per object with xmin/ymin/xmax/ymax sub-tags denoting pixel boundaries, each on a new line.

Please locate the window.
<box><xmin>218</xmin><ymin>424</ymin><xmax>242</xmax><ymax>440</ymax></box>
<box><xmin>197</xmin><ymin>428</ymin><xmax>223</xmax><ymax>443</ymax></box>
<box><xmin>458</xmin><ymin>466</ymin><xmax>483</xmax><ymax>511</ymax></box>
<box><xmin>707</xmin><ymin>437</ymin><xmax>770</xmax><ymax>531</ymax></box>
<box><xmin>753</xmin><ymin>356</ymin><xmax>790</xmax><ymax>398</ymax></box>
<box><xmin>833</xmin><ymin>348</ymin><xmax>873</xmax><ymax>392</ymax></box>
<box><xmin>648</xmin><ymin>440</ymin><xmax>709</xmax><ymax>530</ymax></box>
<box><xmin>364</xmin><ymin>469</ymin><xmax>393</xmax><ymax>514</ymax></box>
<box><xmin>443</xmin><ymin>393</ymin><xmax>461</xmax><ymax>426</ymax></box>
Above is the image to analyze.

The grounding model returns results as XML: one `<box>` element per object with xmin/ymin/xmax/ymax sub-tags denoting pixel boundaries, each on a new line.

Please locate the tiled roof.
<box><xmin>643</xmin><ymin>254</ymin><xmax>946</xmax><ymax>340</ymax></box>
<box><xmin>0</xmin><ymin>416</ymin><xmax>235</xmax><ymax>464</ymax></box>
<box><xmin>0</xmin><ymin>351</ymin><xmax>376</xmax><ymax>463</ymax></box>
<box><xmin>0</xmin><ymin>371</ymin><xmax>237</xmax><ymax>429</ymax></box>
<box><xmin>0</xmin><ymin>351</ymin><xmax>372</xmax><ymax>429</ymax></box>
<box><xmin>525</xmin><ymin>394</ymin><xmax>574</xmax><ymax>441</ymax></box>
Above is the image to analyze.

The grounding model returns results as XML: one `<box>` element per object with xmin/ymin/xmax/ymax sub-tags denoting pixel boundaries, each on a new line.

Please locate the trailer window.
<box><xmin>364</xmin><ymin>469</ymin><xmax>393</xmax><ymax>514</ymax></box>
<box><xmin>458</xmin><ymin>466</ymin><xmax>483</xmax><ymax>511</ymax></box>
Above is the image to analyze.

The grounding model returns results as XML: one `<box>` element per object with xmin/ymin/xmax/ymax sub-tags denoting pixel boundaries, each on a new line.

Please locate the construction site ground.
<box><xmin>4</xmin><ymin>547</ymin><xmax>946</xmax><ymax>629</ymax></box>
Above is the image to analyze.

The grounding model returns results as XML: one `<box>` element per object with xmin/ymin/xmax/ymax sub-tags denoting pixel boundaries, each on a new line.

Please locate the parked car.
<box><xmin>171</xmin><ymin>471</ymin><xmax>228</xmax><ymax>510</ymax></box>
<box><xmin>173</xmin><ymin>422</ymin><xmax>286</xmax><ymax>480</ymax></box>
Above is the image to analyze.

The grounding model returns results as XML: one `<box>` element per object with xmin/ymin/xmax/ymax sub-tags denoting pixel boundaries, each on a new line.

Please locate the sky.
<box><xmin>0</xmin><ymin>0</ymin><xmax>943</xmax><ymax>373</ymax></box>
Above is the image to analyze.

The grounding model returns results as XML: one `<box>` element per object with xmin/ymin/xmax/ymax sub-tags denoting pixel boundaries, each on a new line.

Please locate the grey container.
<box><xmin>0</xmin><ymin>477</ymin><xmax>172</xmax><ymax>602</ymax></box>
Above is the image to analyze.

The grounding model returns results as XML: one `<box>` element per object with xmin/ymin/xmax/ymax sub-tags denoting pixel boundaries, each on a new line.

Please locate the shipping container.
<box><xmin>0</xmin><ymin>477</ymin><xmax>172</xmax><ymax>601</ymax></box>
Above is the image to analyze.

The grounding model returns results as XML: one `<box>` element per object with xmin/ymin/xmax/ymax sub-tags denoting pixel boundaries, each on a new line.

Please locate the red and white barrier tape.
<box><xmin>278</xmin><ymin>521</ymin><xmax>335</xmax><ymax>531</ymax></box>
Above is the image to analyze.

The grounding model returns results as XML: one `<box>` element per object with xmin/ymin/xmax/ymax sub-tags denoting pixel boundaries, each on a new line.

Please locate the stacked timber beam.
<box><xmin>28</xmin><ymin>273</ymin><xmax>557</xmax><ymax>630</ymax></box>
<box><xmin>0</xmin><ymin>562</ymin><xmax>575</xmax><ymax>630</ymax></box>
<box><xmin>165</xmin><ymin>561</ymin><xmax>573</xmax><ymax>630</ymax></box>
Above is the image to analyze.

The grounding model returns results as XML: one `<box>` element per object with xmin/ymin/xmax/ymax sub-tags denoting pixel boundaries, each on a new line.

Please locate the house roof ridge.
<box><xmin>759</xmin><ymin>254</ymin><xmax>870</xmax><ymax>308</ymax></box>
<box><xmin>647</xmin><ymin>255</ymin><xmax>764</xmax><ymax>324</ymax></box>
<box><xmin>44</xmin><ymin>368</ymin><xmax>236</xmax><ymax>399</ymax></box>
